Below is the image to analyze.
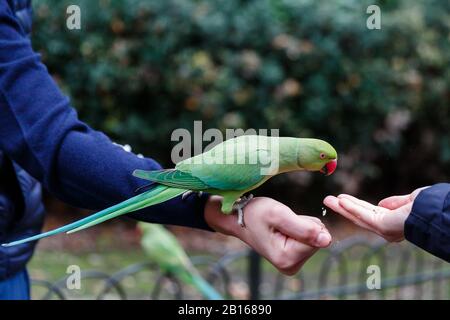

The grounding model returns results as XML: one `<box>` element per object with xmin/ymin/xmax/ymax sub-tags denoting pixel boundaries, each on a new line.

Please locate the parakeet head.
<box><xmin>297</xmin><ymin>139</ymin><xmax>338</xmax><ymax>176</ymax></box>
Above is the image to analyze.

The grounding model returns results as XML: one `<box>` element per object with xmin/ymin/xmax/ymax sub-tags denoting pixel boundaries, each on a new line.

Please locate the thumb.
<box><xmin>379</xmin><ymin>186</ymin><xmax>430</xmax><ymax>209</ymax></box>
<box><xmin>410</xmin><ymin>186</ymin><xmax>430</xmax><ymax>201</ymax></box>
<box><xmin>273</xmin><ymin>213</ymin><xmax>332</xmax><ymax>248</ymax></box>
<box><xmin>378</xmin><ymin>195</ymin><xmax>411</xmax><ymax>209</ymax></box>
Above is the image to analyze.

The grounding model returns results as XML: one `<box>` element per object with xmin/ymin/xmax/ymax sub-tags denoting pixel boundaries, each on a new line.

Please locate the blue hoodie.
<box><xmin>0</xmin><ymin>0</ymin><xmax>210</xmax><ymax>280</ymax></box>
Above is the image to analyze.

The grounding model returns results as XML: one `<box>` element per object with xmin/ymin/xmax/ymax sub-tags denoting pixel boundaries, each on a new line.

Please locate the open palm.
<box><xmin>323</xmin><ymin>187</ymin><xmax>428</xmax><ymax>242</ymax></box>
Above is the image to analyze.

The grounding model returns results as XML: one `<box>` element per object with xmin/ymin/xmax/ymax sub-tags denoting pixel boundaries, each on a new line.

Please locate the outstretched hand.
<box><xmin>323</xmin><ymin>187</ymin><xmax>428</xmax><ymax>242</ymax></box>
<box><xmin>205</xmin><ymin>196</ymin><xmax>332</xmax><ymax>275</ymax></box>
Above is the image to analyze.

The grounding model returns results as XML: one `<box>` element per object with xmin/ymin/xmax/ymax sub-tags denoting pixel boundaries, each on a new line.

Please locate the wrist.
<box><xmin>204</xmin><ymin>196</ymin><xmax>241</xmax><ymax>238</ymax></box>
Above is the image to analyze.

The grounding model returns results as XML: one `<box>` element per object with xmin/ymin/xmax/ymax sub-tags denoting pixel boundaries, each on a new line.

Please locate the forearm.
<box><xmin>404</xmin><ymin>183</ymin><xmax>450</xmax><ymax>262</ymax></box>
<box><xmin>0</xmin><ymin>2</ymin><xmax>212</xmax><ymax>230</ymax></box>
<box><xmin>56</xmin><ymin>127</ymin><xmax>213</xmax><ymax>230</ymax></box>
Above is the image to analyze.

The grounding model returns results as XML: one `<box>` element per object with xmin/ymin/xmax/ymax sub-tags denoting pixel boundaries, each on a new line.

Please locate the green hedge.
<box><xmin>31</xmin><ymin>0</ymin><xmax>449</xmax><ymax>202</ymax></box>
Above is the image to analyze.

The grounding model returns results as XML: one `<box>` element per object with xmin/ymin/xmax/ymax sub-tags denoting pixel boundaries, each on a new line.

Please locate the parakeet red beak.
<box><xmin>320</xmin><ymin>159</ymin><xmax>337</xmax><ymax>176</ymax></box>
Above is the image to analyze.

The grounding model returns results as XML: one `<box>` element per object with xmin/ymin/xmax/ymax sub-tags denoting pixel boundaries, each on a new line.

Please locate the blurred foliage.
<box><xmin>32</xmin><ymin>0</ymin><xmax>449</xmax><ymax>205</ymax></box>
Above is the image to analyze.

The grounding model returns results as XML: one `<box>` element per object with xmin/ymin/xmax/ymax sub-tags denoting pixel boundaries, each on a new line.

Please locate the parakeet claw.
<box><xmin>237</xmin><ymin>209</ymin><xmax>245</xmax><ymax>227</ymax></box>
<box><xmin>182</xmin><ymin>190</ymin><xmax>193</xmax><ymax>200</ymax></box>
<box><xmin>181</xmin><ymin>190</ymin><xmax>203</xmax><ymax>201</ymax></box>
<box><xmin>233</xmin><ymin>194</ymin><xmax>254</xmax><ymax>227</ymax></box>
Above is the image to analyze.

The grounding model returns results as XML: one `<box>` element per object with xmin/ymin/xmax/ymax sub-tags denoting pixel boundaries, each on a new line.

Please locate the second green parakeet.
<box><xmin>139</xmin><ymin>222</ymin><xmax>223</xmax><ymax>300</ymax></box>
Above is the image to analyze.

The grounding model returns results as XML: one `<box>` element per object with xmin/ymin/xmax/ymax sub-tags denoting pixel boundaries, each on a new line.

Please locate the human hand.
<box><xmin>205</xmin><ymin>196</ymin><xmax>332</xmax><ymax>275</ymax></box>
<box><xmin>323</xmin><ymin>187</ymin><xmax>428</xmax><ymax>242</ymax></box>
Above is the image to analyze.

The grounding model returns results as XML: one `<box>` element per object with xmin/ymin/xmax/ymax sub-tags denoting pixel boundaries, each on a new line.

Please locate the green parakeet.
<box><xmin>3</xmin><ymin>135</ymin><xmax>337</xmax><ymax>247</ymax></box>
<box><xmin>139</xmin><ymin>222</ymin><xmax>223</xmax><ymax>300</ymax></box>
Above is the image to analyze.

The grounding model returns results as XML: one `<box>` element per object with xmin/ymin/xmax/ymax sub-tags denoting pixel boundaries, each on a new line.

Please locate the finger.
<box><xmin>339</xmin><ymin>198</ymin><xmax>380</xmax><ymax>229</ymax></box>
<box><xmin>378</xmin><ymin>195</ymin><xmax>410</xmax><ymax>210</ymax></box>
<box><xmin>379</xmin><ymin>187</ymin><xmax>431</xmax><ymax>210</ymax></box>
<box><xmin>283</xmin><ymin>245</ymin><xmax>318</xmax><ymax>275</ymax></box>
<box><xmin>274</xmin><ymin>214</ymin><xmax>331</xmax><ymax>248</ymax></box>
<box><xmin>338</xmin><ymin>194</ymin><xmax>378</xmax><ymax>211</ymax></box>
<box><xmin>323</xmin><ymin>196</ymin><xmax>374</xmax><ymax>231</ymax></box>
<box><xmin>274</xmin><ymin>237</ymin><xmax>319</xmax><ymax>275</ymax></box>
<box><xmin>302</xmin><ymin>216</ymin><xmax>326</xmax><ymax>228</ymax></box>
<box><xmin>410</xmin><ymin>186</ymin><xmax>430</xmax><ymax>200</ymax></box>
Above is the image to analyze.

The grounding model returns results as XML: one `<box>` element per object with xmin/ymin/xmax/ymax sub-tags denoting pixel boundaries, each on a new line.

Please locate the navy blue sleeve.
<box><xmin>404</xmin><ymin>183</ymin><xmax>450</xmax><ymax>262</ymax></box>
<box><xmin>0</xmin><ymin>1</ymin><xmax>212</xmax><ymax>231</ymax></box>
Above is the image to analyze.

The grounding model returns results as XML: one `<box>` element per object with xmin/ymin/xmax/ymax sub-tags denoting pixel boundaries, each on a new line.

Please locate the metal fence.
<box><xmin>31</xmin><ymin>235</ymin><xmax>450</xmax><ymax>300</ymax></box>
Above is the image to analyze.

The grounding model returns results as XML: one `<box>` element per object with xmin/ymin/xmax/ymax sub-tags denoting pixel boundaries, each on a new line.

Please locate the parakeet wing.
<box><xmin>134</xmin><ymin>150</ymin><xmax>271</xmax><ymax>192</ymax></box>
<box><xmin>134</xmin><ymin>136</ymin><xmax>275</xmax><ymax>191</ymax></box>
<box><xmin>177</xmin><ymin>137</ymin><xmax>273</xmax><ymax>190</ymax></box>
<box><xmin>133</xmin><ymin>169</ymin><xmax>209</xmax><ymax>190</ymax></box>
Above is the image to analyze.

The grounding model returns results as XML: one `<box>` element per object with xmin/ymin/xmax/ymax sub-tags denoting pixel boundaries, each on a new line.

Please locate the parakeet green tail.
<box><xmin>184</xmin><ymin>272</ymin><xmax>223</xmax><ymax>300</ymax></box>
<box><xmin>2</xmin><ymin>185</ymin><xmax>187</xmax><ymax>247</ymax></box>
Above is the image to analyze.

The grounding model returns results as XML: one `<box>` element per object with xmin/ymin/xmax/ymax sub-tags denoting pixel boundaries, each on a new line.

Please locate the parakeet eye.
<box><xmin>320</xmin><ymin>153</ymin><xmax>326</xmax><ymax>159</ymax></box>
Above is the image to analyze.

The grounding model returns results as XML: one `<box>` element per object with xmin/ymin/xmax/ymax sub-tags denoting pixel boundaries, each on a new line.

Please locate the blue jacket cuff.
<box><xmin>405</xmin><ymin>183</ymin><xmax>450</xmax><ymax>262</ymax></box>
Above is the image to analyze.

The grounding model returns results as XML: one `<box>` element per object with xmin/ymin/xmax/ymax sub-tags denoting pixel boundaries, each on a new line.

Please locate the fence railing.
<box><xmin>31</xmin><ymin>235</ymin><xmax>450</xmax><ymax>300</ymax></box>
